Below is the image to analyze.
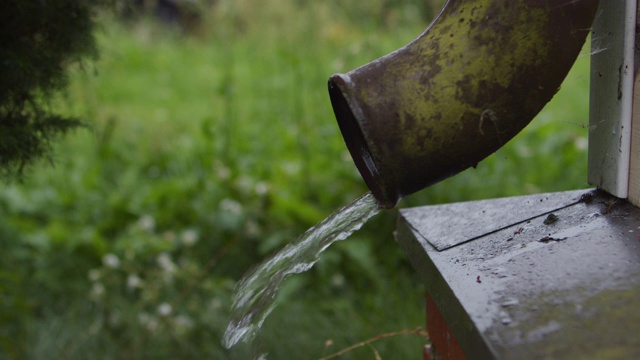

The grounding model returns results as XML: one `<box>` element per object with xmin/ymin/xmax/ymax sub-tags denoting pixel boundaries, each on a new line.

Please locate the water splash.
<box><xmin>223</xmin><ymin>192</ymin><xmax>381</xmax><ymax>348</ymax></box>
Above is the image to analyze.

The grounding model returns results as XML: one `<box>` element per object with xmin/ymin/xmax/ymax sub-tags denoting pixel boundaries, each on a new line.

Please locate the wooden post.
<box><xmin>628</xmin><ymin>2</ymin><xmax>640</xmax><ymax>206</ymax></box>
<box><xmin>588</xmin><ymin>0</ymin><xmax>637</xmax><ymax>198</ymax></box>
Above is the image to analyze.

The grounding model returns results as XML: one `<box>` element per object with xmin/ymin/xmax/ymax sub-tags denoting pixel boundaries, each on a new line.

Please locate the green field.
<box><xmin>0</xmin><ymin>1</ymin><xmax>592</xmax><ymax>358</ymax></box>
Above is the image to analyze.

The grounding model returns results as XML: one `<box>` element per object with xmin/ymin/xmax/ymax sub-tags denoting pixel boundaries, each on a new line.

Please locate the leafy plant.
<box><xmin>0</xmin><ymin>0</ymin><xmax>113</xmax><ymax>179</ymax></box>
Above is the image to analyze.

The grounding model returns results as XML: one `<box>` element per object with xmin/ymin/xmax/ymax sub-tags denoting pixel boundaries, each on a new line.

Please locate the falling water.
<box><xmin>223</xmin><ymin>192</ymin><xmax>381</xmax><ymax>348</ymax></box>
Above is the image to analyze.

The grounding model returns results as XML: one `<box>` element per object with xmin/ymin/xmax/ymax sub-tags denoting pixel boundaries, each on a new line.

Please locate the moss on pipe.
<box><xmin>329</xmin><ymin>0</ymin><xmax>599</xmax><ymax>208</ymax></box>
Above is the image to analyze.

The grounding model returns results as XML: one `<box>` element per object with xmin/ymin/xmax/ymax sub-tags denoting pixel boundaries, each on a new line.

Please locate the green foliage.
<box><xmin>0</xmin><ymin>0</ymin><xmax>590</xmax><ymax>358</ymax></box>
<box><xmin>0</xmin><ymin>0</ymin><xmax>109</xmax><ymax>179</ymax></box>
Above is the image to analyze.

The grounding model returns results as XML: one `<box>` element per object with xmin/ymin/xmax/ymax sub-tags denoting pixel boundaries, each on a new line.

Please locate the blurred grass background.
<box><xmin>0</xmin><ymin>0</ymin><xmax>591</xmax><ymax>358</ymax></box>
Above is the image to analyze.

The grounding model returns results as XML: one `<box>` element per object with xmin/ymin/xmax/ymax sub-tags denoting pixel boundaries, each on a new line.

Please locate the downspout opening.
<box><xmin>328</xmin><ymin>76</ymin><xmax>394</xmax><ymax>208</ymax></box>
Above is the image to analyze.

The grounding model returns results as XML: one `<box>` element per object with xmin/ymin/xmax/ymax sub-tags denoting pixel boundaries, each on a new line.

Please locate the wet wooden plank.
<box><xmin>397</xmin><ymin>190</ymin><xmax>640</xmax><ymax>359</ymax></box>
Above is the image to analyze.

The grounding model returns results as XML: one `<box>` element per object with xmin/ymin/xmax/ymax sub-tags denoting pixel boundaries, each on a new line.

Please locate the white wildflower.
<box><xmin>210</xmin><ymin>298</ymin><xmax>222</xmax><ymax>310</ymax></box>
<box><xmin>158</xmin><ymin>303</ymin><xmax>172</xmax><ymax>316</ymax></box>
<box><xmin>138</xmin><ymin>215</ymin><xmax>156</xmax><ymax>232</ymax></box>
<box><xmin>255</xmin><ymin>182</ymin><xmax>269</xmax><ymax>196</ymax></box>
<box><xmin>91</xmin><ymin>282</ymin><xmax>105</xmax><ymax>298</ymax></box>
<box><xmin>220</xmin><ymin>198</ymin><xmax>242</xmax><ymax>215</ymax></box>
<box><xmin>156</xmin><ymin>252</ymin><xmax>176</xmax><ymax>273</ymax></box>
<box><xmin>281</xmin><ymin>161</ymin><xmax>301</xmax><ymax>175</ymax></box>
<box><xmin>87</xmin><ymin>269</ymin><xmax>101</xmax><ymax>282</ymax></box>
<box><xmin>174</xmin><ymin>315</ymin><xmax>194</xmax><ymax>329</ymax></box>
<box><xmin>574</xmin><ymin>136</ymin><xmax>588</xmax><ymax>150</ymax></box>
<box><xmin>146</xmin><ymin>319</ymin><xmax>159</xmax><ymax>332</ymax></box>
<box><xmin>331</xmin><ymin>274</ymin><xmax>346</xmax><ymax>288</ymax></box>
<box><xmin>180</xmin><ymin>229</ymin><xmax>199</xmax><ymax>246</ymax></box>
<box><xmin>214</xmin><ymin>161</ymin><xmax>231</xmax><ymax>180</ymax></box>
<box><xmin>127</xmin><ymin>274</ymin><xmax>142</xmax><ymax>289</ymax></box>
<box><xmin>102</xmin><ymin>253</ymin><xmax>120</xmax><ymax>269</ymax></box>
<box><xmin>138</xmin><ymin>312</ymin><xmax>151</xmax><ymax>325</ymax></box>
<box><xmin>244</xmin><ymin>220</ymin><xmax>260</xmax><ymax>237</ymax></box>
<box><xmin>235</xmin><ymin>176</ymin><xmax>254</xmax><ymax>193</ymax></box>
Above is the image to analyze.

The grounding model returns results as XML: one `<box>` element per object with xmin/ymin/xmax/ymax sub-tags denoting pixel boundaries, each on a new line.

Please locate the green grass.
<box><xmin>0</xmin><ymin>1</ymin><xmax>590</xmax><ymax>358</ymax></box>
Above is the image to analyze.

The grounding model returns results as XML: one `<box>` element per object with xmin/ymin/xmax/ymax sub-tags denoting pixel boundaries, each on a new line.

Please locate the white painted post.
<box><xmin>629</xmin><ymin>4</ymin><xmax>640</xmax><ymax>207</ymax></box>
<box><xmin>588</xmin><ymin>0</ymin><xmax>637</xmax><ymax>199</ymax></box>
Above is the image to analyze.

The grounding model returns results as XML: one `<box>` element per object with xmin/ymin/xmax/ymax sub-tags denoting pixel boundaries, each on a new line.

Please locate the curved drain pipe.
<box><xmin>329</xmin><ymin>0</ymin><xmax>600</xmax><ymax>208</ymax></box>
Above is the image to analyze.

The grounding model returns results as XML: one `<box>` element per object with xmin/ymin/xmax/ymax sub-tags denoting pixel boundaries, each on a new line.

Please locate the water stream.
<box><xmin>223</xmin><ymin>192</ymin><xmax>381</xmax><ymax>348</ymax></box>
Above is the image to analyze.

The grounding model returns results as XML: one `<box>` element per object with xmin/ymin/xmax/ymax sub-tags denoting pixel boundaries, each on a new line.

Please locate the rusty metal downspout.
<box><xmin>329</xmin><ymin>0</ymin><xmax>600</xmax><ymax>208</ymax></box>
